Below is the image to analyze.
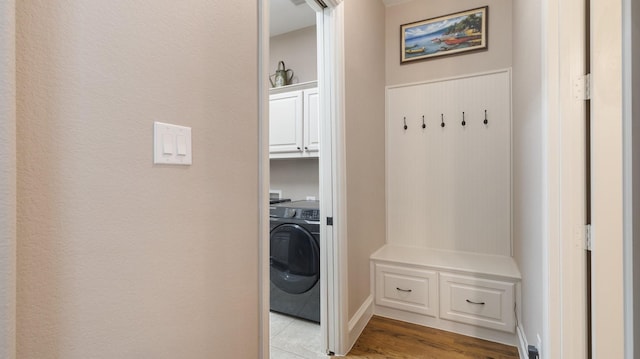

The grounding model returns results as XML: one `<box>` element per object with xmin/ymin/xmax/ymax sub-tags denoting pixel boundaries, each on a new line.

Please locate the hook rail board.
<box><xmin>385</xmin><ymin>69</ymin><xmax>512</xmax><ymax>256</ymax></box>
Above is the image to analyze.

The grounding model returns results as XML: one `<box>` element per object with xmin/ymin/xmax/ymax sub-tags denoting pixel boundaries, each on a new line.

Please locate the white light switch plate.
<box><xmin>154</xmin><ymin>122</ymin><xmax>192</xmax><ymax>165</ymax></box>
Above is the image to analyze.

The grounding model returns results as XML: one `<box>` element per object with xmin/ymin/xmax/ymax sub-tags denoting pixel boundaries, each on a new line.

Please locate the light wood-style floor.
<box><xmin>345</xmin><ymin>316</ymin><xmax>520</xmax><ymax>359</ymax></box>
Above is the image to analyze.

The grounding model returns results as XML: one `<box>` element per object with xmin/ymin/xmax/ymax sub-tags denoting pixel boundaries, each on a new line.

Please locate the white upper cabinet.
<box><xmin>269</xmin><ymin>91</ymin><xmax>303</xmax><ymax>154</ymax></box>
<box><xmin>269</xmin><ymin>83</ymin><xmax>319</xmax><ymax>159</ymax></box>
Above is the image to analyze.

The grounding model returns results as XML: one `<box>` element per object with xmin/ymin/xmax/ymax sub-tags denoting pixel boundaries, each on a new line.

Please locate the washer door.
<box><xmin>270</xmin><ymin>223</ymin><xmax>320</xmax><ymax>294</ymax></box>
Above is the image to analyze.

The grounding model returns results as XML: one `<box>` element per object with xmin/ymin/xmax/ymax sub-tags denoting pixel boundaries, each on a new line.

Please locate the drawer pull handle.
<box><xmin>396</xmin><ymin>287</ymin><xmax>412</xmax><ymax>293</ymax></box>
<box><xmin>466</xmin><ymin>299</ymin><xmax>486</xmax><ymax>305</ymax></box>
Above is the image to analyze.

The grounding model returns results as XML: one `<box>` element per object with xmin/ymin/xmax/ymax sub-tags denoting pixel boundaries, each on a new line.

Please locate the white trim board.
<box><xmin>517</xmin><ymin>324</ymin><xmax>528</xmax><ymax>359</ymax></box>
<box><xmin>346</xmin><ymin>295</ymin><xmax>374</xmax><ymax>354</ymax></box>
<box><xmin>385</xmin><ymin>69</ymin><xmax>513</xmax><ymax>256</ymax></box>
<box><xmin>373</xmin><ymin>305</ymin><xmax>518</xmax><ymax>347</ymax></box>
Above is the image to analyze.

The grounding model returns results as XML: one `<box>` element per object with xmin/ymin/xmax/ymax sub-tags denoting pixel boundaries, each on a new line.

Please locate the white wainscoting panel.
<box><xmin>386</xmin><ymin>70</ymin><xmax>512</xmax><ymax>256</ymax></box>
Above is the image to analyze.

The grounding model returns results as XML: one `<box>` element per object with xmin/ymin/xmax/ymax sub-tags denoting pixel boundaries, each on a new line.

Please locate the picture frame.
<box><xmin>400</xmin><ymin>6</ymin><xmax>488</xmax><ymax>64</ymax></box>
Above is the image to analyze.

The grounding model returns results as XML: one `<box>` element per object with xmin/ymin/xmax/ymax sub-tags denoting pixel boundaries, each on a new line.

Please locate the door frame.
<box><xmin>544</xmin><ymin>0</ymin><xmax>588</xmax><ymax>356</ymax></box>
<box><xmin>258</xmin><ymin>0</ymin><xmax>347</xmax><ymax>357</ymax></box>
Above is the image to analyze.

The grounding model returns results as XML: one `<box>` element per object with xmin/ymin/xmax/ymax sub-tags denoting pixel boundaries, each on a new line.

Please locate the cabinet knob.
<box><xmin>304</xmin><ymin>147</ymin><xmax>308</xmax><ymax>150</ymax></box>
<box><xmin>297</xmin><ymin>147</ymin><xmax>301</xmax><ymax>151</ymax></box>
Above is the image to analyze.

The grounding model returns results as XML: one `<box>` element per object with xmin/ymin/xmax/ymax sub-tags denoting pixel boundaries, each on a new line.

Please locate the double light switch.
<box><xmin>154</xmin><ymin>122</ymin><xmax>192</xmax><ymax>165</ymax></box>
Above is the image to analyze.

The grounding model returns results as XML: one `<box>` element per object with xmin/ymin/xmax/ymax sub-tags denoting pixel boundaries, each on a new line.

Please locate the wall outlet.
<box><xmin>306</xmin><ymin>196</ymin><xmax>316</xmax><ymax>200</ymax></box>
<box><xmin>270</xmin><ymin>190</ymin><xmax>283</xmax><ymax>200</ymax></box>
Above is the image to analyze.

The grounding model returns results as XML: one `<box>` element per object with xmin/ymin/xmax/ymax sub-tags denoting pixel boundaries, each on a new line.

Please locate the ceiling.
<box><xmin>269</xmin><ymin>0</ymin><xmax>412</xmax><ymax>37</ymax></box>
<box><xmin>270</xmin><ymin>0</ymin><xmax>317</xmax><ymax>37</ymax></box>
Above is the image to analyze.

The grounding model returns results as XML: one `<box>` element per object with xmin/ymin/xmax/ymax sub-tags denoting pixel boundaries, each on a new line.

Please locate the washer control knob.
<box><xmin>284</xmin><ymin>208</ymin><xmax>297</xmax><ymax>218</ymax></box>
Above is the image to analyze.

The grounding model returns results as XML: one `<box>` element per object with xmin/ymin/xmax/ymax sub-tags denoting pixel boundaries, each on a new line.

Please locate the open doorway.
<box><xmin>267</xmin><ymin>1</ymin><xmax>324</xmax><ymax>358</ymax></box>
<box><xmin>263</xmin><ymin>0</ymin><xmax>342</xmax><ymax>357</ymax></box>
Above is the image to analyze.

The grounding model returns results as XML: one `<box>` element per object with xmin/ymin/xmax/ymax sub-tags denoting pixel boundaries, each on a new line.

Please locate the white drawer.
<box><xmin>439</xmin><ymin>273</ymin><xmax>515</xmax><ymax>333</ymax></box>
<box><xmin>375</xmin><ymin>263</ymin><xmax>437</xmax><ymax>317</ymax></box>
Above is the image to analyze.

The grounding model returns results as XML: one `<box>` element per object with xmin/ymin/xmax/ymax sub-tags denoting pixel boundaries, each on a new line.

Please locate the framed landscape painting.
<box><xmin>400</xmin><ymin>6</ymin><xmax>488</xmax><ymax>64</ymax></box>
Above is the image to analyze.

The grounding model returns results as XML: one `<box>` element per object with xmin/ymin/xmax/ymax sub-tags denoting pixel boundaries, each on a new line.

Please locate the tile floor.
<box><xmin>270</xmin><ymin>312</ymin><xmax>330</xmax><ymax>359</ymax></box>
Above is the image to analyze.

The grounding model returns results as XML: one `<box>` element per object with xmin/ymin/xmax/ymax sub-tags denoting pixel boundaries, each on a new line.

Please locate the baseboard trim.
<box><xmin>346</xmin><ymin>294</ymin><xmax>374</xmax><ymax>354</ymax></box>
<box><xmin>374</xmin><ymin>304</ymin><xmax>517</xmax><ymax>346</ymax></box>
<box><xmin>516</xmin><ymin>324</ymin><xmax>528</xmax><ymax>359</ymax></box>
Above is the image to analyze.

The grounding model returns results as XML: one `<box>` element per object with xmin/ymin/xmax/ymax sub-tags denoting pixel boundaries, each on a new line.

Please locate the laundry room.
<box><xmin>267</xmin><ymin>1</ymin><xmax>324</xmax><ymax>358</ymax></box>
<box><xmin>268</xmin><ymin>0</ymin><xmax>319</xmax><ymax>204</ymax></box>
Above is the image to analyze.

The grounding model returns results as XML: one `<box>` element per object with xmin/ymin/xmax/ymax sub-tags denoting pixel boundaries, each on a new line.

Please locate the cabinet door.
<box><xmin>303</xmin><ymin>88</ymin><xmax>320</xmax><ymax>154</ymax></box>
<box><xmin>269</xmin><ymin>91</ymin><xmax>303</xmax><ymax>154</ymax></box>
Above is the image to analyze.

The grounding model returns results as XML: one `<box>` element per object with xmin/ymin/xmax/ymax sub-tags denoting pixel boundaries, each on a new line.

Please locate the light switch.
<box><xmin>162</xmin><ymin>134</ymin><xmax>174</xmax><ymax>154</ymax></box>
<box><xmin>176</xmin><ymin>135</ymin><xmax>187</xmax><ymax>156</ymax></box>
<box><xmin>154</xmin><ymin>122</ymin><xmax>192</xmax><ymax>165</ymax></box>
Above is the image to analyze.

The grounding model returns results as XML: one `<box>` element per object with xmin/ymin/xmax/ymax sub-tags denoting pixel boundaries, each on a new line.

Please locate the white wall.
<box><xmin>270</xmin><ymin>26</ymin><xmax>317</xmax><ymax>85</ymax></box>
<box><xmin>0</xmin><ymin>1</ymin><xmax>17</xmax><ymax>358</ymax></box>
<box><xmin>270</xmin><ymin>159</ymin><xmax>319</xmax><ymax>200</ymax></box>
<box><xmin>511</xmin><ymin>0</ymin><xmax>545</xmax><ymax>354</ymax></box>
<box><xmin>344</xmin><ymin>0</ymin><xmax>387</xmax><ymax>319</ymax></box>
<box><xmin>16</xmin><ymin>2</ymin><xmax>260</xmax><ymax>358</ymax></box>
<box><xmin>385</xmin><ymin>0</ymin><xmax>512</xmax><ymax>86</ymax></box>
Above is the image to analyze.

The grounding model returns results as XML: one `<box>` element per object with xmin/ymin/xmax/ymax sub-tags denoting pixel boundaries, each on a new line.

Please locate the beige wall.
<box><xmin>511</xmin><ymin>0</ymin><xmax>544</xmax><ymax>353</ymax></box>
<box><xmin>591</xmin><ymin>0</ymin><xmax>624</xmax><ymax>356</ymax></box>
<box><xmin>344</xmin><ymin>0</ymin><xmax>386</xmax><ymax>318</ymax></box>
<box><xmin>385</xmin><ymin>0</ymin><xmax>512</xmax><ymax>86</ymax></box>
<box><xmin>0</xmin><ymin>1</ymin><xmax>17</xmax><ymax>358</ymax></box>
<box><xmin>16</xmin><ymin>2</ymin><xmax>259</xmax><ymax>358</ymax></box>
<box><xmin>270</xmin><ymin>26</ymin><xmax>317</xmax><ymax>85</ymax></box>
<box><xmin>270</xmin><ymin>159</ymin><xmax>319</xmax><ymax>200</ymax></box>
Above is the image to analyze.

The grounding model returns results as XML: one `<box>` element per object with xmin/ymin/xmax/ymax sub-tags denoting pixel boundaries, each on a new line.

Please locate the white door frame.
<box><xmin>544</xmin><ymin>0</ymin><xmax>588</xmax><ymax>357</ymax></box>
<box><xmin>258</xmin><ymin>0</ymin><xmax>348</xmax><ymax>357</ymax></box>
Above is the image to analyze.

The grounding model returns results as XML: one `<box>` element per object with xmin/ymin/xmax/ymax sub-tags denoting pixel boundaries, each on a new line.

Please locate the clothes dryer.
<box><xmin>269</xmin><ymin>200</ymin><xmax>320</xmax><ymax>323</ymax></box>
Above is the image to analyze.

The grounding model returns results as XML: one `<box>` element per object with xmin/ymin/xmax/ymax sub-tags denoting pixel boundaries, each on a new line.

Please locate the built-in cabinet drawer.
<box><xmin>439</xmin><ymin>273</ymin><xmax>515</xmax><ymax>333</ymax></box>
<box><xmin>375</xmin><ymin>263</ymin><xmax>437</xmax><ymax>317</ymax></box>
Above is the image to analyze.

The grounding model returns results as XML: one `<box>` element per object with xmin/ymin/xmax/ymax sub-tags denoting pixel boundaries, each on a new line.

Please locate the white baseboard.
<box><xmin>374</xmin><ymin>304</ymin><xmax>518</xmax><ymax>346</ymax></box>
<box><xmin>517</xmin><ymin>324</ymin><xmax>528</xmax><ymax>359</ymax></box>
<box><xmin>345</xmin><ymin>294</ymin><xmax>374</xmax><ymax>354</ymax></box>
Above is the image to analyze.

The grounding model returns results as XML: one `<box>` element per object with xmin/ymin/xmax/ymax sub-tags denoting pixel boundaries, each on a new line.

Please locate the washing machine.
<box><xmin>269</xmin><ymin>200</ymin><xmax>320</xmax><ymax>323</ymax></box>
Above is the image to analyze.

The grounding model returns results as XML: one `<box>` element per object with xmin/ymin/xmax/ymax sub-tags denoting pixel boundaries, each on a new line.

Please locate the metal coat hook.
<box><xmin>422</xmin><ymin>115</ymin><xmax>426</xmax><ymax>129</ymax></box>
<box><xmin>403</xmin><ymin>116</ymin><xmax>408</xmax><ymax>130</ymax></box>
<box><xmin>484</xmin><ymin>110</ymin><xmax>488</xmax><ymax>125</ymax></box>
<box><xmin>441</xmin><ymin>114</ymin><xmax>445</xmax><ymax>128</ymax></box>
<box><xmin>461</xmin><ymin>112</ymin><xmax>466</xmax><ymax>127</ymax></box>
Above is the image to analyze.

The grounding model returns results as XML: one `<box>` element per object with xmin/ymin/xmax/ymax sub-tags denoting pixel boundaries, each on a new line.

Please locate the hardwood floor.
<box><xmin>345</xmin><ymin>316</ymin><xmax>520</xmax><ymax>359</ymax></box>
